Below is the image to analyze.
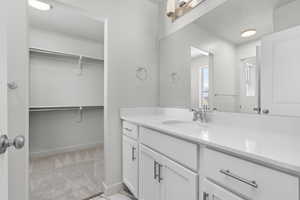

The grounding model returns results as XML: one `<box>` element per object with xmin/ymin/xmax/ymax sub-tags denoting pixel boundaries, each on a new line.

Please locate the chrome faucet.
<box><xmin>190</xmin><ymin>105</ymin><xmax>209</xmax><ymax>123</ymax></box>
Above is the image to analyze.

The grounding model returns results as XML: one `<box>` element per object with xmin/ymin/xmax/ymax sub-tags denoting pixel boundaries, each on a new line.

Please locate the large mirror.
<box><xmin>160</xmin><ymin>0</ymin><xmax>300</xmax><ymax>115</ymax></box>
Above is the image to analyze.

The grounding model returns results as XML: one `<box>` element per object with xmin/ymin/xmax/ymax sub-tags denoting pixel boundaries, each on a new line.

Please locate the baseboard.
<box><xmin>30</xmin><ymin>142</ymin><xmax>104</xmax><ymax>159</ymax></box>
<box><xmin>102</xmin><ymin>181</ymin><xmax>123</xmax><ymax>196</ymax></box>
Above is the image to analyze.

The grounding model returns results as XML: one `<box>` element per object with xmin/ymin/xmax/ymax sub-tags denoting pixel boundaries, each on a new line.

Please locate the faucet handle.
<box><xmin>189</xmin><ymin>108</ymin><xmax>199</xmax><ymax>112</ymax></box>
<box><xmin>202</xmin><ymin>104</ymin><xmax>210</xmax><ymax>112</ymax></box>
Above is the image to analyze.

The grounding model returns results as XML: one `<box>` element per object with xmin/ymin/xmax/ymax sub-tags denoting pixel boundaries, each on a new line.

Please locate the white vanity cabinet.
<box><xmin>139</xmin><ymin>145</ymin><xmax>197</xmax><ymax>200</ymax></box>
<box><xmin>201</xmin><ymin>179</ymin><xmax>244</xmax><ymax>200</ymax></box>
<box><xmin>139</xmin><ymin>145</ymin><xmax>162</xmax><ymax>200</ymax></box>
<box><xmin>122</xmin><ymin>120</ymin><xmax>299</xmax><ymax>200</ymax></box>
<box><xmin>122</xmin><ymin>122</ymin><xmax>139</xmax><ymax>197</ymax></box>
<box><xmin>203</xmin><ymin>149</ymin><xmax>299</xmax><ymax>200</ymax></box>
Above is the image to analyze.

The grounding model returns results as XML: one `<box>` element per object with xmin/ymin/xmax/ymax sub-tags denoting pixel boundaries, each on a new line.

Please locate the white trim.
<box><xmin>102</xmin><ymin>181</ymin><xmax>123</xmax><ymax>196</ymax></box>
<box><xmin>30</xmin><ymin>142</ymin><xmax>103</xmax><ymax>159</ymax></box>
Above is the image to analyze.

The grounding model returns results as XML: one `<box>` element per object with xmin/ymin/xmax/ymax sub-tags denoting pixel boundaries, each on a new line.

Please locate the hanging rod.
<box><xmin>214</xmin><ymin>93</ymin><xmax>238</xmax><ymax>97</ymax></box>
<box><xmin>29</xmin><ymin>48</ymin><xmax>104</xmax><ymax>62</ymax></box>
<box><xmin>29</xmin><ymin>105</ymin><xmax>104</xmax><ymax>112</ymax></box>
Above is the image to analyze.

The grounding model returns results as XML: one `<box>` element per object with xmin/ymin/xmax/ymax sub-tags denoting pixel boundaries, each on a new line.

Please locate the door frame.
<box><xmin>0</xmin><ymin>2</ymin><xmax>9</xmax><ymax>199</ymax></box>
<box><xmin>1</xmin><ymin>0</ymin><xmax>29</xmax><ymax>200</ymax></box>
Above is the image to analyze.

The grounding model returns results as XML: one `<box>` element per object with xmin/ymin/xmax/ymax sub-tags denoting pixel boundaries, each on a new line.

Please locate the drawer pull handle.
<box><xmin>158</xmin><ymin>163</ymin><xmax>163</xmax><ymax>183</ymax></box>
<box><xmin>203</xmin><ymin>192</ymin><xmax>209</xmax><ymax>200</ymax></box>
<box><xmin>131</xmin><ymin>147</ymin><xmax>136</xmax><ymax>161</ymax></box>
<box><xmin>124</xmin><ymin>128</ymin><xmax>133</xmax><ymax>132</ymax></box>
<box><xmin>219</xmin><ymin>169</ymin><xmax>258</xmax><ymax>188</ymax></box>
<box><xmin>154</xmin><ymin>161</ymin><xmax>159</xmax><ymax>180</ymax></box>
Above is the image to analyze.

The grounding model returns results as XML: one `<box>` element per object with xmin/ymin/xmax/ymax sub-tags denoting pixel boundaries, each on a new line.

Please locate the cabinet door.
<box><xmin>161</xmin><ymin>156</ymin><xmax>198</xmax><ymax>200</ymax></box>
<box><xmin>139</xmin><ymin>145</ymin><xmax>161</xmax><ymax>200</ymax></box>
<box><xmin>261</xmin><ymin>25</ymin><xmax>300</xmax><ymax>116</ymax></box>
<box><xmin>122</xmin><ymin>135</ymin><xmax>138</xmax><ymax>197</ymax></box>
<box><xmin>202</xmin><ymin>179</ymin><xmax>245</xmax><ymax>200</ymax></box>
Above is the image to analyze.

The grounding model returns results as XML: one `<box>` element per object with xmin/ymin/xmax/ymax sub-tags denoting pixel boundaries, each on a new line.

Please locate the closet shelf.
<box><xmin>29</xmin><ymin>105</ymin><xmax>104</xmax><ymax>112</ymax></box>
<box><xmin>29</xmin><ymin>48</ymin><xmax>104</xmax><ymax>63</ymax></box>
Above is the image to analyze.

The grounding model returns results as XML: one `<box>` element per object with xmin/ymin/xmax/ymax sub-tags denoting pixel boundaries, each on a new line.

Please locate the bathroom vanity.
<box><xmin>121</xmin><ymin>108</ymin><xmax>300</xmax><ymax>200</ymax></box>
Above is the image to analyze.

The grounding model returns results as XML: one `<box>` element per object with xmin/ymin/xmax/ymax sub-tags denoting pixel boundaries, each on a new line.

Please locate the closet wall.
<box><xmin>29</xmin><ymin>27</ymin><xmax>104</xmax><ymax>157</ymax></box>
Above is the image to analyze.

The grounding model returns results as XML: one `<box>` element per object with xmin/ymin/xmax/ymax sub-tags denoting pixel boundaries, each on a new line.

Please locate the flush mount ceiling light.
<box><xmin>241</xmin><ymin>29</ymin><xmax>257</xmax><ymax>38</ymax></box>
<box><xmin>28</xmin><ymin>0</ymin><xmax>52</xmax><ymax>11</ymax></box>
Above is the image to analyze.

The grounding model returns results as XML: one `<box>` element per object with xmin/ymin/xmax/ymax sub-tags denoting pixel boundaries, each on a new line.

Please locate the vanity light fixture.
<box><xmin>28</xmin><ymin>0</ymin><xmax>52</xmax><ymax>11</ymax></box>
<box><xmin>241</xmin><ymin>29</ymin><xmax>257</xmax><ymax>38</ymax></box>
<box><xmin>166</xmin><ymin>0</ymin><xmax>206</xmax><ymax>21</ymax></box>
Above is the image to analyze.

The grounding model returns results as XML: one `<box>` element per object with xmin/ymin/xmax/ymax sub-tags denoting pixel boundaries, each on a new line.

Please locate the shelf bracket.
<box><xmin>76</xmin><ymin>106</ymin><xmax>83</xmax><ymax>123</ymax></box>
<box><xmin>77</xmin><ymin>56</ymin><xmax>83</xmax><ymax>75</ymax></box>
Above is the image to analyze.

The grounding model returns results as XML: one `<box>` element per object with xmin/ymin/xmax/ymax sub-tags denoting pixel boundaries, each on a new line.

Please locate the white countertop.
<box><xmin>121</xmin><ymin>109</ymin><xmax>300</xmax><ymax>176</ymax></box>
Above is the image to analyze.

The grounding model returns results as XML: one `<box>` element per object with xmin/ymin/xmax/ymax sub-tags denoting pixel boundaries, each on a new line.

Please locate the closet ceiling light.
<box><xmin>28</xmin><ymin>0</ymin><xmax>52</xmax><ymax>11</ymax></box>
<box><xmin>241</xmin><ymin>29</ymin><xmax>256</xmax><ymax>38</ymax></box>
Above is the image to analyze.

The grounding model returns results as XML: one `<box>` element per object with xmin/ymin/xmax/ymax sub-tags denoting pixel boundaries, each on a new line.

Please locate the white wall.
<box><xmin>30</xmin><ymin>28</ymin><xmax>104</xmax><ymax>59</ymax></box>
<box><xmin>274</xmin><ymin>0</ymin><xmax>300</xmax><ymax>32</ymax></box>
<box><xmin>30</xmin><ymin>53</ymin><xmax>104</xmax><ymax>107</ymax></box>
<box><xmin>29</xmin><ymin>109</ymin><xmax>104</xmax><ymax>157</ymax></box>
<box><xmin>159</xmin><ymin>23</ymin><xmax>237</xmax><ymax>111</ymax></box>
<box><xmin>159</xmin><ymin>0</ymin><xmax>228</xmax><ymax>38</ymax></box>
<box><xmin>236</xmin><ymin>40</ymin><xmax>261</xmax><ymax>60</ymax></box>
<box><xmin>56</xmin><ymin>0</ymin><xmax>160</xmax><ymax>190</ymax></box>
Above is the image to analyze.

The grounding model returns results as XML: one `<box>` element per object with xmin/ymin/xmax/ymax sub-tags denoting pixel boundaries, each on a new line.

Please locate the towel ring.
<box><xmin>136</xmin><ymin>67</ymin><xmax>148</xmax><ymax>81</ymax></box>
<box><xmin>170</xmin><ymin>72</ymin><xmax>179</xmax><ymax>83</ymax></box>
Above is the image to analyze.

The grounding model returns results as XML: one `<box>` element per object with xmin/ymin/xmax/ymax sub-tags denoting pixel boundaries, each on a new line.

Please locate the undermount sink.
<box><xmin>161</xmin><ymin>120</ymin><xmax>194</xmax><ymax>125</ymax></box>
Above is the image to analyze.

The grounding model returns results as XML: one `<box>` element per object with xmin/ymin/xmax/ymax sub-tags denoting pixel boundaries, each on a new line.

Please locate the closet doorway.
<box><xmin>28</xmin><ymin>1</ymin><xmax>105</xmax><ymax>200</ymax></box>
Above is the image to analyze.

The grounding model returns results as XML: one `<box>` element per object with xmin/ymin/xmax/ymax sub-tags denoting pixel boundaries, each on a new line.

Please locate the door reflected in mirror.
<box><xmin>239</xmin><ymin>57</ymin><xmax>259</xmax><ymax>114</ymax></box>
<box><xmin>190</xmin><ymin>47</ymin><xmax>211</xmax><ymax>109</ymax></box>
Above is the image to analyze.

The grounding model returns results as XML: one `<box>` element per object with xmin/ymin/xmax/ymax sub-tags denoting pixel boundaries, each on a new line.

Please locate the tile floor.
<box><xmin>91</xmin><ymin>194</ymin><xmax>131</xmax><ymax>200</ymax></box>
<box><xmin>29</xmin><ymin>145</ymin><xmax>104</xmax><ymax>200</ymax></box>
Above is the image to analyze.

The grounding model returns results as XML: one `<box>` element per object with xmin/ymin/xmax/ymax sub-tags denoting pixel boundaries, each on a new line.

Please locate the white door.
<box><xmin>160</xmin><ymin>155</ymin><xmax>197</xmax><ymax>200</ymax></box>
<box><xmin>201</xmin><ymin>179</ymin><xmax>245</xmax><ymax>200</ymax></box>
<box><xmin>239</xmin><ymin>56</ymin><xmax>259</xmax><ymax>114</ymax></box>
<box><xmin>0</xmin><ymin>1</ymin><xmax>29</xmax><ymax>200</ymax></box>
<box><xmin>139</xmin><ymin>145</ymin><xmax>161</xmax><ymax>200</ymax></box>
<box><xmin>261</xmin><ymin>25</ymin><xmax>300</xmax><ymax>116</ymax></box>
<box><xmin>122</xmin><ymin>135</ymin><xmax>138</xmax><ymax>197</ymax></box>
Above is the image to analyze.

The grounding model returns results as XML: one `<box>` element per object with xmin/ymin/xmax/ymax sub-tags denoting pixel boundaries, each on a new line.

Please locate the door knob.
<box><xmin>0</xmin><ymin>135</ymin><xmax>25</xmax><ymax>154</ymax></box>
<box><xmin>13</xmin><ymin>135</ymin><xmax>25</xmax><ymax>149</ymax></box>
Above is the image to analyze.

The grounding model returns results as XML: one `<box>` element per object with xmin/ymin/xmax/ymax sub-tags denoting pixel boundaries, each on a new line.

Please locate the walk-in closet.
<box><xmin>28</xmin><ymin>1</ymin><xmax>105</xmax><ymax>200</ymax></box>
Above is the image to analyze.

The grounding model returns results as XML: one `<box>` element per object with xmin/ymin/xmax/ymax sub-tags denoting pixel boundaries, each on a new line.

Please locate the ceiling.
<box><xmin>29</xmin><ymin>0</ymin><xmax>105</xmax><ymax>43</ymax></box>
<box><xmin>194</xmin><ymin>0</ymin><xmax>294</xmax><ymax>45</ymax></box>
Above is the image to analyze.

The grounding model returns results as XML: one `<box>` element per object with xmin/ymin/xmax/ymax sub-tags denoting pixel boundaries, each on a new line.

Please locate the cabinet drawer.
<box><xmin>122</xmin><ymin>121</ymin><xmax>138</xmax><ymax>139</ymax></box>
<box><xmin>203</xmin><ymin>149</ymin><xmax>299</xmax><ymax>200</ymax></box>
<box><xmin>122</xmin><ymin>135</ymin><xmax>138</xmax><ymax>197</ymax></box>
<box><xmin>140</xmin><ymin>127</ymin><xmax>198</xmax><ymax>171</ymax></box>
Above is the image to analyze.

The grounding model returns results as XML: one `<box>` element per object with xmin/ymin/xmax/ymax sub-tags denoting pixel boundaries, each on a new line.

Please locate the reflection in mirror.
<box><xmin>190</xmin><ymin>47</ymin><xmax>211</xmax><ymax>109</ymax></box>
<box><xmin>166</xmin><ymin>0</ymin><xmax>206</xmax><ymax>21</ymax></box>
<box><xmin>240</xmin><ymin>57</ymin><xmax>258</xmax><ymax>113</ymax></box>
<box><xmin>160</xmin><ymin>0</ymin><xmax>300</xmax><ymax>115</ymax></box>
